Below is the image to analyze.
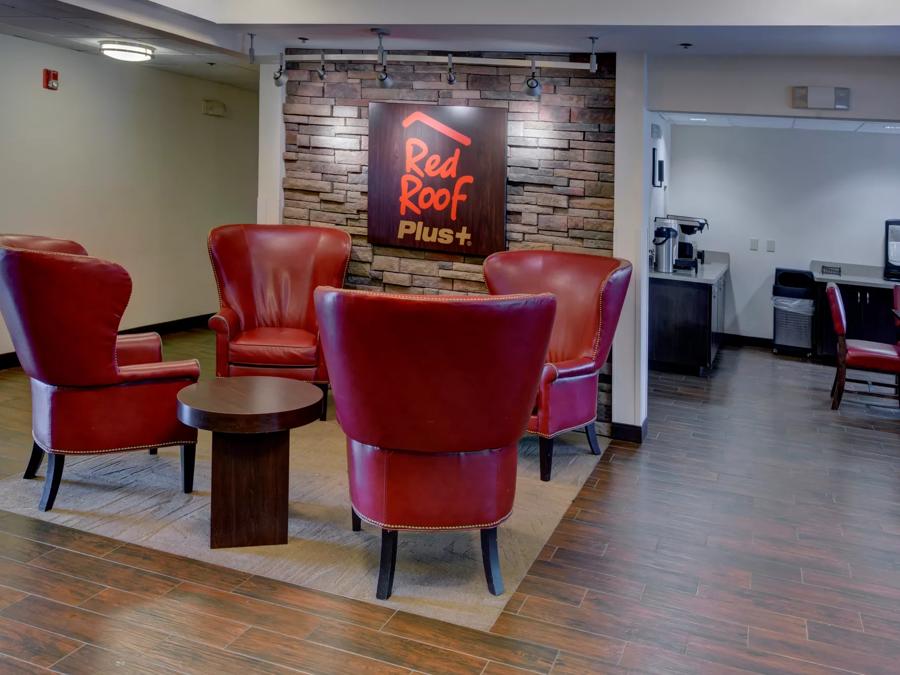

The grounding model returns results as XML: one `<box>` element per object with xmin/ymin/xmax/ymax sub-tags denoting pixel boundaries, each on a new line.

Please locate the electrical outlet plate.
<box><xmin>750</xmin><ymin>238</ymin><xmax>759</xmax><ymax>251</ymax></box>
<box><xmin>766</xmin><ymin>239</ymin><xmax>776</xmax><ymax>253</ymax></box>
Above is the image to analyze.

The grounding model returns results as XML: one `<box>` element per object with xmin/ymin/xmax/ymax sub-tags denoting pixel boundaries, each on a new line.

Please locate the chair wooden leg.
<box><xmin>376</xmin><ymin>529</ymin><xmax>398</xmax><ymax>600</ymax></box>
<box><xmin>39</xmin><ymin>454</ymin><xmax>65</xmax><ymax>512</ymax></box>
<box><xmin>148</xmin><ymin>448</ymin><xmax>158</xmax><ymax>455</ymax></box>
<box><xmin>23</xmin><ymin>442</ymin><xmax>44</xmax><ymax>479</ymax></box>
<box><xmin>351</xmin><ymin>507</ymin><xmax>362</xmax><ymax>532</ymax></box>
<box><xmin>181</xmin><ymin>444</ymin><xmax>196</xmax><ymax>494</ymax></box>
<box><xmin>316</xmin><ymin>383</ymin><xmax>329</xmax><ymax>421</ymax></box>
<box><xmin>830</xmin><ymin>371</ymin><xmax>839</xmax><ymax>398</ymax></box>
<box><xmin>831</xmin><ymin>364</ymin><xmax>846</xmax><ymax>410</ymax></box>
<box><xmin>585</xmin><ymin>423</ymin><xmax>603</xmax><ymax>456</ymax></box>
<box><xmin>896</xmin><ymin>374</ymin><xmax>899</xmax><ymax>407</ymax></box>
<box><xmin>481</xmin><ymin>527</ymin><xmax>504</xmax><ymax>595</ymax></box>
<box><xmin>539</xmin><ymin>437</ymin><xmax>554</xmax><ymax>482</ymax></box>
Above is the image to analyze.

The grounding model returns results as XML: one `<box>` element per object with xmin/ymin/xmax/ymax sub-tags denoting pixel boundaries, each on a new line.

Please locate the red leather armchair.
<box><xmin>315</xmin><ymin>288</ymin><xmax>556</xmax><ymax>599</ymax></box>
<box><xmin>483</xmin><ymin>250</ymin><xmax>633</xmax><ymax>481</ymax></box>
<box><xmin>0</xmin><ymin>246</ymin><xmax>200</xmax><ymax>511</ymax></box>
<box><xmin>826</xmin><ymin>282</ymin><xmax>900</xmax><ymax>409</ymax></box>
<box><xmin>207</xmin><ymin>224</ymin><xmax>351</xmax><ymax>420</ymax></box>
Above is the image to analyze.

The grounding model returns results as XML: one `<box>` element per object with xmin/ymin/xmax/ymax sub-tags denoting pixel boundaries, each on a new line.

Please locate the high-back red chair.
<box><xmin>207</xmin><ymin>224</ymin><xmax>351</xmax><ymax>420</ymax></box>
<box><xmin>483</xmin><ymin>250</ymin><xmax>632</xmax><ymax>481</ymax></box>
<box><xmin>0</xmin><ymin>245</ymin><xmax>200</xmax><ymax>511</ymax></box>
<box><xmin>826</xmin><ymin>282</ymin><xmax>900</xmax><ymax>409</ymax></box>
<box><xmin>315</xmin><ymin>288</ymin><xmax>556</xmax><ymax>599</ymax></box>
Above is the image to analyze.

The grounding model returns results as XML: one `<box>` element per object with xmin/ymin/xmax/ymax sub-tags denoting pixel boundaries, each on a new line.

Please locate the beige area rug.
<box><xmin>0</xmin><ymin>415</ymin><xmax>603</xmax><ymax>630</ymax></box>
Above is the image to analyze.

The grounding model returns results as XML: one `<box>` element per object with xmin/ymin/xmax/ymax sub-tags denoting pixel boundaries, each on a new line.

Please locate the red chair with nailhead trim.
<box><xmin>207</xmin><ymin>224</ymin><xmax>352</xmax><ymax>421</ymax></box>
<box><xmin>0</xmin><ymin>234</ymin><xmax>180</xmax><ymax>476</ymax></box>
<box><xmin>826</xmin><ymin>282</ymin><xmax>900</xmax><ymax>409</ymax></box>
<box><xmin>483</xmin><ymin>250</ymin><xmax>632</xmax><ymax>481</ymax></box>
<box><xmin>0</xmin><ymin>245</ymin><xmax>200</xmax><ymax>511</ymax></box>
<box><xmin>314</xmin><ymin>287</ymin><xmax>556</xmax><ymax>599</ymax></box>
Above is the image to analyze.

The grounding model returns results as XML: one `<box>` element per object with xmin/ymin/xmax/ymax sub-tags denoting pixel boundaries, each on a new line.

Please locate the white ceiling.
<box><xmin>0</xmin><ymin>0</ymin><xmax>258</xmax><ymax>90</ymax></box>
<box><xmin>660</xmin><ymin>112</ymin><xmax>900</xmax><ymax>134</ymax></box>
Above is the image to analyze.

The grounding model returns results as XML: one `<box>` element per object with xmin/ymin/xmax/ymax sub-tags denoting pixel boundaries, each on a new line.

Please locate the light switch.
<box><xmin>766</xmin><ymin>239</ymin><xmax>776</xmax><ymax>253</ymax></box>
<box><xmin>750</xmin><ymin>238</ymin><xmax>759</xmax><ymax>251</ymax></box>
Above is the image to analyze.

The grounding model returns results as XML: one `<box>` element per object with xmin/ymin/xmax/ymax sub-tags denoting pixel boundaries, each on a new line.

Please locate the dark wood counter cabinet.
<box><xmin>814</xmin><ymin>282</ymin><xmax>895</xmax><ymax>359</ymax></box>
<box><xmin>649</xmin><ymin>264</ymin><xmax>727</xmax><ymax>376</ymax></box>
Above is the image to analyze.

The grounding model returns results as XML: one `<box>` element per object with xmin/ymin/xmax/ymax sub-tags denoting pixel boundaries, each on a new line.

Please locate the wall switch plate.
<box><xmin>750</xmin><ymin>238</ymin><xmax>759</xmax><ymax>251</ymax></box>
<box><xmin>766</xmin><ymin>239</ymin><xmax>776</xmax><ymax>252</ymax></box>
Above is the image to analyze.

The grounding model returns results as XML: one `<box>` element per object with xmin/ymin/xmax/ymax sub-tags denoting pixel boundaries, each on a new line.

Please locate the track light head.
<box><xmin>273</xmin><ymin>52</ymin><xmax>287</xmax><ymax>87</ymax></box>
<box><xmin>377</xmin><ymin>68</ymin><xmax>394</xmax><ymax>88</ymax></box>
<box><xmin>589</xmin><ymin>37</ymin><xmax>598</xmax><ymax>74</ymax></box>
<box><xmin>316</xmin><ymin>50</ymin><xmax>326</xmax><ymax>80</ymax></box>
<box><xmin>446</xmin><ymin>52</ymin><xmax>456</xmax><ymax>85</ymax></box>
<box><xmin>525</xmin><ymin>58</ymin><xmax>541</xmax><ymax>97</ymax></box>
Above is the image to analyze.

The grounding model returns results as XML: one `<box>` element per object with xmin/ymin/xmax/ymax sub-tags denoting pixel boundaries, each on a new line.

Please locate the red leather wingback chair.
<box><xmin>315</xmin><ymin>288</ymin><xmax>556</xmax><ymax>599</ymax></box>
<box><xmin>207</xmin><ymin>224</ymin><xmax>351</xmax><ymax>420</ymax></box>
<box><xmin>483</xmin><ymin>250</ymin><xmax>633</xmax><ymax>481</ymax></box>
<box><xmin>0</xmin><ymin>235</ymin><xmax>176</xmax><ymax>461</ymax></box>
<box><xmin>826</xmin><ymin>282</ymin><xmax>900</xmax><ymax>409</ymax></box>
<box><xmin>0</xmin><ymin>246</ymin><xmax>200</xmax><ymax>511</ymax></box>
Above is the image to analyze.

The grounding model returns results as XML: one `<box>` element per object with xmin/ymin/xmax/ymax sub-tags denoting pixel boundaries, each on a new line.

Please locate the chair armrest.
<box><xmin>117</xmin><ymin>359</ymin><xmax>200</xmax><ymax>384</ymax></box>
<box><xmin>543</xmin><ymin>358</ymin><xmax>597</xmax><ymax>383</ymax></box>
<box><xmin>115</xmin><ymin>332</ymin><xmax>163</xmax><ymax>366</ymax></box>
<box><xmin>209</xmin><ymin>307</ymin><xmax>240</xmax><ymax>339</ymax></box>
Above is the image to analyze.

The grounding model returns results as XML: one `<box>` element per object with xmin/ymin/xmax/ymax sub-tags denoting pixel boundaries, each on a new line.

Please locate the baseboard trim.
<box><xmin>610</xmin><ymin>418</ymin><xmax>648</xmax><ymax>444</ymax></box>
<box><xmin>0</xmin><ymin>313</ymin><xmax>212</xmax><ymax>370</ymax></box>
<box><xmin>723</xmin><ymin>333</ymin><xmax>773</xmax><ymax>349</ymax></box>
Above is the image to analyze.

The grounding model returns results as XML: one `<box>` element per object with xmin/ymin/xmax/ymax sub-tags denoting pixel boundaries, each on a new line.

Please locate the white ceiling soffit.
<box><xmin>661</xmin><ymin>113</ymin><xmax>900</xmax><ymax>133</ymax></box>
<box><xmin>130</xmin><ymin>0</ymin><xmax>900</xmax><ymax>27</ymax></box>
<box><xmin>0</xmin><ymin>0</ymin><xmax>258</xmax><ymax>90</ymax></box>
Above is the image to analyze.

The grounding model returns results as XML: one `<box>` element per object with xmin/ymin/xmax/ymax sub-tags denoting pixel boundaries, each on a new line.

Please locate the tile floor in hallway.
<box><xmin>0</xmin><ymin>332</ymin><xmax>899</xmax><ymax>673</ymax></box>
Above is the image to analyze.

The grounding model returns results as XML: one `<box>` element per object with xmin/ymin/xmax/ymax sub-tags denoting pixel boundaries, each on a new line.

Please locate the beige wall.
<box><xmin>648</xmin><ymin>55</ymin><xmax>900</xmax><ymax>122</ymax></box>
<box><xmin>0</xmin><ymin>33</ymin><xmax>258</xmax><ymax>354</ymax></box>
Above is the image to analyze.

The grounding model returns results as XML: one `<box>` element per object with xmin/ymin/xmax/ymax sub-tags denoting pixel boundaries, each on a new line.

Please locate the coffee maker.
<box><xmin>668</xmin><ymin>215</ymin><xmax>709</xmax><ymax>273</ymax></box>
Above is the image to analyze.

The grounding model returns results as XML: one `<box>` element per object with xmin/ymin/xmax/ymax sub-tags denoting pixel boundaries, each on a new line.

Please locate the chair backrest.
<box><xmin>208</xmin><ymin>224</ymin><xmax>351</xmax><ymax>334</ymax></box>
<box><xmin>315</xmin><ymin>288</ymin><xmax>556</xmax><ymax>453</ymax></box>
<box><xmin>0</xmin><ymin>234</ymin><xmax>88</xmax><ymax>256</ymax></box>
<box><xmin>826</xmin><ymin>282</ymin><xmax>847</xmax><ymax>337</ymax></box>
<box><xmin>0</xmin><ymin>247</ymin><xmax>130</xmax><ymax>386</ymax></box>
<box><xmin>483</xmin><ymin>250</ymin><xmax>632</xmax><ymax>367</ymax></box>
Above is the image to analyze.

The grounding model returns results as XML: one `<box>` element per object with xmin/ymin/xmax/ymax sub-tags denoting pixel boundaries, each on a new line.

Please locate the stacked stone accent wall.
<box><xmin>281</xmin><ymin>52</ymin><xmax>616</xmax><ymax>426</ymax></box>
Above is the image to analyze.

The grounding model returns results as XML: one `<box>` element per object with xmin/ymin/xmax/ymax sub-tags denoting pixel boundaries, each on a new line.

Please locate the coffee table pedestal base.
<box><xmin>210</xmin><ymin>430</ymin><xmax>289</xmax><ymax>549</ymax></box>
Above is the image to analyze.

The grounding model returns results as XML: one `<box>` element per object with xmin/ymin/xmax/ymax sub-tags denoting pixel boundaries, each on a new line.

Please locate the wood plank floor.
<box><xmin>0</xmin><ymin>331</ymin><xmax>899</xmax><ymax>673</ymax></box>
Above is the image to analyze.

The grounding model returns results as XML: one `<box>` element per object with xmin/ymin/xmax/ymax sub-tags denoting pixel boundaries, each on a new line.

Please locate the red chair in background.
<box><xmin>315</xmin><ymin>288</ymin><xmax>556</xmax><ymax>599</ymax></box>
<box><xmin>483</xmin><ymin>250</ymin><xmax>632</xmax><ymax>481</ymax></box>
<box><xmin>826</xmin><ymin>282</ymin><xmax>900</xmax><ymax>409</ymax></box>
<box><xmin>0</xmin><ymin>245</ymin><xmax>199</xmax><ymax>511</ymax></box>
<box><xmin>207</xmin><ymin>224</ymin><xmax>351</xmax><ymax>420</ymax></box>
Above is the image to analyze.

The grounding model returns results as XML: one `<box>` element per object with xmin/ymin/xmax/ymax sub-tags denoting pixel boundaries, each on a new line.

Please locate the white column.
<box><xmin>257</xmin><ymin>63</ymin><xmax>285</xmax><ymax>223</ymax></box>
<box><xmin>612</xmin><ymin>53</ymin><xmax>650</xmax><ymax>441</ymax></box>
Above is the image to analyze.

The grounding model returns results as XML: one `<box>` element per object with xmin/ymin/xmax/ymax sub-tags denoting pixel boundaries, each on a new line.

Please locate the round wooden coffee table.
<box><xmin>176</xmin><ymin>376</ymin><xmax>323</xmax><ymax>549</ymax></box>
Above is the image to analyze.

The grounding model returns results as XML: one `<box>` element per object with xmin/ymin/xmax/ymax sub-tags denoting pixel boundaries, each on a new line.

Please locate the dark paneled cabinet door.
<box><xmin>650</xmin><ymin>278</ymin><xmax>713</xmax><ymax>374</ymax></box>
<box><xmin>815</xmin><ymin>283</ymin><xmax>894</xmax><ymax>359</ymax></box>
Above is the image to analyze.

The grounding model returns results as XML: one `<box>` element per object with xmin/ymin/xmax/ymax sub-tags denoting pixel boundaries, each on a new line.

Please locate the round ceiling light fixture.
<box><xmin>100</xmin><ymin>41</ymin><xmax>155</xmax><ymax>62</ymax></box>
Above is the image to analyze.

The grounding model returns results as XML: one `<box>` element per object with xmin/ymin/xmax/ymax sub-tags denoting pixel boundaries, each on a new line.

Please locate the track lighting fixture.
<box><xmin>374</xmin><ymin>29</ymin><xmax>394</xmax><ymax>88</ymax></box>
<box><xmin>446</xmin><ymin>53</ymin><xmax>456</xmax><ymax>85</ymax></box>
<box><xmin>589</xmin><ymin>37</ymin><xmax>598</xmax><ymax>74</ymax></box>
<box><xmin>524</xmin><ymin>58</ymin><xmax>541</xmax><ymax>97</ymax></box>
<box><xmin>316</xmin><ymin>50</ymin><xmax>327</xmax><ymax>80</ymax></box>
<box><xmin>273</xmin><ymin>52</ymin><xmax>287</xmax><ymax>87</ymax></box>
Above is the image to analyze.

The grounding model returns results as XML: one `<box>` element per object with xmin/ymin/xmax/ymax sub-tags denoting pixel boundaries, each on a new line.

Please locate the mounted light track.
<box><xmin>284</xmin><ymin>52</ymin><xmax>595</xmax><ymax>71</ymax></box>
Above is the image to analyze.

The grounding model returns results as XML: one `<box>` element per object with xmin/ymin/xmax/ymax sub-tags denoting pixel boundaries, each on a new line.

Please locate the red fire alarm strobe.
<box><xmin>42</xmin><ymin>69</ymin><xmax>59</xmax><ymax>91</ymax></box>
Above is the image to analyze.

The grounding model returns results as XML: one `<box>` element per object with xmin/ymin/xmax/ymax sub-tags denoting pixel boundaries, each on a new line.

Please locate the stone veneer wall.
<box><xmin>281</xmin><ymin>52</ymin><xmax>616</xmax><ymax>427</ymax></box>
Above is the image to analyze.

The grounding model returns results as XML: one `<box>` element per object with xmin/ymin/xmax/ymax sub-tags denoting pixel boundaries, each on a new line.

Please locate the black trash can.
<box><xmin>772</xmin><ymin>268</ymin><xmax>816</xmax><ymax>355</ymax></box>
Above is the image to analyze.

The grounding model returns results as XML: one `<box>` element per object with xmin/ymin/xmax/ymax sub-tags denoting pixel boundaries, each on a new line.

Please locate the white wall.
<box><xmin>649</xmin><ymin>55</ymin><xmax>900</xmax><ymax>122</ymax></box>
<box><xmin>0</xmin><ymin>34</ymin><xmax>258</xmax><ymax>354</ymax></box>
<box><xmin>649</xmin><ymin>113</ymin><xmax>670</xmax><ymax>221</ymax></box>
<box><xmin>668</xmin><ymin>124</ymin><xmax>900</xmax><ymax>338</ymax></box>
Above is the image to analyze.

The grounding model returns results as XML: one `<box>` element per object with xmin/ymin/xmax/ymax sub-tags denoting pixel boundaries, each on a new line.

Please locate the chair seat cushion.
<box><xmin>229</xmin><ymin>327</ymin><xmax>318</xmax><ymax>367</ymax></box>
<box><xmin>846</xmin><ymin>339</ymin><xmax>900</xmax><ymax>372</ymax></box>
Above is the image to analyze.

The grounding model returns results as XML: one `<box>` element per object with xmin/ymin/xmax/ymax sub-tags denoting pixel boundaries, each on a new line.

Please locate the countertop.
<box><xmin>810</xmin><ymin>260</ymin><xmax>896</xmax><ymax>290</ymax></box>
<box><xmin>650</xmin><ymin>261</ymin><xmax>728</xmax><ymax>286</ymax></box>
